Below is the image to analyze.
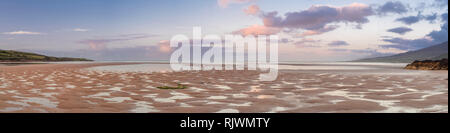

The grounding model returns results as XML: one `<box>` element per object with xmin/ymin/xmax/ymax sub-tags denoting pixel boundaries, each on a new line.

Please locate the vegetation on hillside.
<box><xmin>0</xmin><ymin>49</ymin><xmax>92</xmax><ymax>62</ymax></box>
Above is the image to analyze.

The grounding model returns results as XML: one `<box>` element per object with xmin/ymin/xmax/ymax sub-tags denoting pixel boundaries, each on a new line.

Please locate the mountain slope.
<box><xmin>0</xmin><ymin>49</ymin><xmax>93</xmax><ymax>62</ymax></box>
<box><xmin>355</xmin><ymin>42</ymin><xmax>448</xmax><ymax>63</ymax></box>
<box><xmin>432</xmin><ymin>53</ymin><xmax>448</xmax><ymax>60</ymax></box>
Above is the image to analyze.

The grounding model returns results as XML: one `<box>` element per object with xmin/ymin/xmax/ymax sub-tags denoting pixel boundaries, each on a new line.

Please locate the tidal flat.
<box><xmin>0</xmin><ymin>62</ymin><xmax>447</xmax><ymax>113</ymax></box>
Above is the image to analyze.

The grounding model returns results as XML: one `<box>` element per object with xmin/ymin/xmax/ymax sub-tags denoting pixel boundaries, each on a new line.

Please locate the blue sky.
<box><xmin>0</xmin><ymin>0</ymin><xmax>448</xmax><ymax>61</ymax></box>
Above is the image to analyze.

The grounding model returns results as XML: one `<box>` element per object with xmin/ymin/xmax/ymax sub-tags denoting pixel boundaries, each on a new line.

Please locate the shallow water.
<box><xmin>88</xmin><ymin>64</ymin><xmax>172</xmax><ymax>73</ymax></box>
<box><xmin>0</xmin><ymin>63</ymin><xmax>47</xmax><ymax>66</ymax></box>
<box><xmin>87</xmin><ymin>62</ymin><xmax>409</xmax><ymax>73</ymax></box>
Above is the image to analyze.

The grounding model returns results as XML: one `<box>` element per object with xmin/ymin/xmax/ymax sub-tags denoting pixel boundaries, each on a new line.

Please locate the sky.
<box><xmin>0</xmin><ymin>0</ymin><xmax>448</xmax><ymax>61</ymax></box>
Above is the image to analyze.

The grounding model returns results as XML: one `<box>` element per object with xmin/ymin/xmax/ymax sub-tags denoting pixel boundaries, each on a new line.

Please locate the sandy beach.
<box><xmin>0</xmin><ymin>62</ymin><xmax>448</xmax><ymax>113</ymax></box>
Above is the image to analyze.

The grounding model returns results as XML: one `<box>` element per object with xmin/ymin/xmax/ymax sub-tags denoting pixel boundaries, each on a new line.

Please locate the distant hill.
<box><xmin>355</xmin><ymin>42</ymin><xmax>448</xmax><ymax>63</ymax></box>
<box><xmin>432</xmin><ymin>53</ymin><xmax>448</xmax><ymax>60</ymax></box>
<box><xmin>0</xmin><ymin>49</ymin><xmax>93</xmax><ymax>62</ymax></box>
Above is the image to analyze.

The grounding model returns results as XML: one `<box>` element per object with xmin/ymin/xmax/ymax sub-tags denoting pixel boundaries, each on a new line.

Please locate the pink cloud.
<box><xmin>299</xmin><ymin>25</ymin><xmax>339</xmax><ymax>37</ymax></box>
<box><xmin>157</xmin><ymin>40</ymin><xmax>171</xmax><ymax>53</ymax></box>
<box><xmin>87</xmin><ymin>42</ymin><xmax>107</xmax><ymax>51</ymax></box>
<box><xmin>244</xmin><ymin>5</ymin><xmax>260</xmax><ymax>15</ymax></box>
<box><xmin>234</xmin><ymin>25</ymin><xmax>282</xmax><ymax>36</ymax></box>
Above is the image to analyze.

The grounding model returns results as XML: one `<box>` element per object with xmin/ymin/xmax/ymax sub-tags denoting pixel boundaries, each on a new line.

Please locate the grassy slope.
<box><xmin>0</xmin><ymin>49</ymin><xmax>92</xmax><ymax>62</ymax></box>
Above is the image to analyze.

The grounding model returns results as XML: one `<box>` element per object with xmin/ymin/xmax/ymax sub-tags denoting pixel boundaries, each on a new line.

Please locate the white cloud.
<box><xmin>3</xmin><ymin>31</ymin><xmax>43</xmax><ymax>35</ymax></box>
<box><xmin>73</xmin><ymin>28</ymin><xmax>90</xmax><ymax>32</ymax></box>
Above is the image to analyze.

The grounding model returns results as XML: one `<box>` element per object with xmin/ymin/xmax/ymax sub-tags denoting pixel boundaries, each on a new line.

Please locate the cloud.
<box><xmin>234</xmin><ymin>25</ymin><xmax>281</xmax><ymax>36</ymax></box>
<box><xmin>427</xmin><ymin>13</ymin><xmax>448</xmax><ymax>43</ymax></box>
<box><xmin>73</xmin><ymin>28</ymin><xmax>90</xmax><ymax>32</ymax></box>
<box><xmin>235</xmin><ymin>3</ymin><xmax>373</xmax><ymax>36</ymax></box>
<box><xmin>380</xmin><ymin>37</ymin><xmax>434</xmax><ymax>50</ymax></box>
<box><xmin>280</xmin><ymin>38</ymin><xmax>293</xmax><ymax>44</ymax></box>
<box><xmin>35</xmin><ymin>37</ymin><xmax>169</xmax><ymax>61</ymax></box>
<box><xmin>244</xmin><ymin>5</ymin><xmax>260</xmax><ymax>15</ymax></box>
<box><xmin>261</xmin><ymin>3</ymin><xmax>373</xmax><ymax>31</ymax></box>
<box><xmin>218</xmin><ymin>0</ymin><xmax>255</xmax><ymax>8</ymax></box>
<box><xmin>157</xmin><ymin>40</ymin><xmax>172</xmax><ymax>53</ymax></box>
<box><xmin>327</xmin><ymin>41</ymin><xmax>350</xmax><ymax>47</ymax></box>
<box><xmin>294</xmin><ymin>38</ymin><xmax>322</xmax><ymax>48</ymax></box>
<box><xmin>424</xmin><ymin>13</ymin><xmax>438</xmax><ymax>23</ymax></box>
<box><xmin>299</xmin><ymin>25</ymin><xmax>339</xmax><ymax>37</ymax></box>
<box><xmin>433</xmin><ymin>0</ymin><xmax>449</xmax><ymax>8</ymax></box>
<box><xmin>2</xmin><ymin>31</ymin><xmax>43</xmax><ymax>35</ymax></box>
<box><xmin>396</xmin><ymin>15</ymin><xmax>421</xmax><ymax>25</ymax></box>
<box><xmin>382</xmin><ymin>13</ymin><xmax>448</xmax><ymax>51</ymax></box>
<box><xmin>376</xmin><ymin>1</ymin><xmax>408</xmax><ymax>15</ymax></box>
<box><xmin>435</xmin><ymin>0</ymin><xmax>448</xmax><ymax>4</ymax></box>
<box><xmin>387</xmin><ymin>27</ymin><xmax>413</xmax><ymax>35</ymax></box>
<box><xmin>78</xmin><ymin>34</ymin><xmax>155</xmax><ymax>50</ymax></box>
<box><xmin>396</xmin><ymin>13</ymin><xmax>440</xmax><ymax>25</ymax></box>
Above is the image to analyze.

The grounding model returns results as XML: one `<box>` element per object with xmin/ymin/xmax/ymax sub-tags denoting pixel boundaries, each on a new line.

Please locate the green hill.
<box><xmin>355</xmin><ymin>42</ymin><xmax>448</xmax><ymax>63</ymax></box>
<box><xmin>0</xmin><ymin>49</ymin><xmax>92</xmax><ymax>62</ymax></box>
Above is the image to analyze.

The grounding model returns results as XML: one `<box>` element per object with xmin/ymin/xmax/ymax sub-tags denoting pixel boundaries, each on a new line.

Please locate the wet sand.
<box><xmin>0</xmin><ymin>63</ymin><xmax>448</xmax><ymax>113</ymax></box>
